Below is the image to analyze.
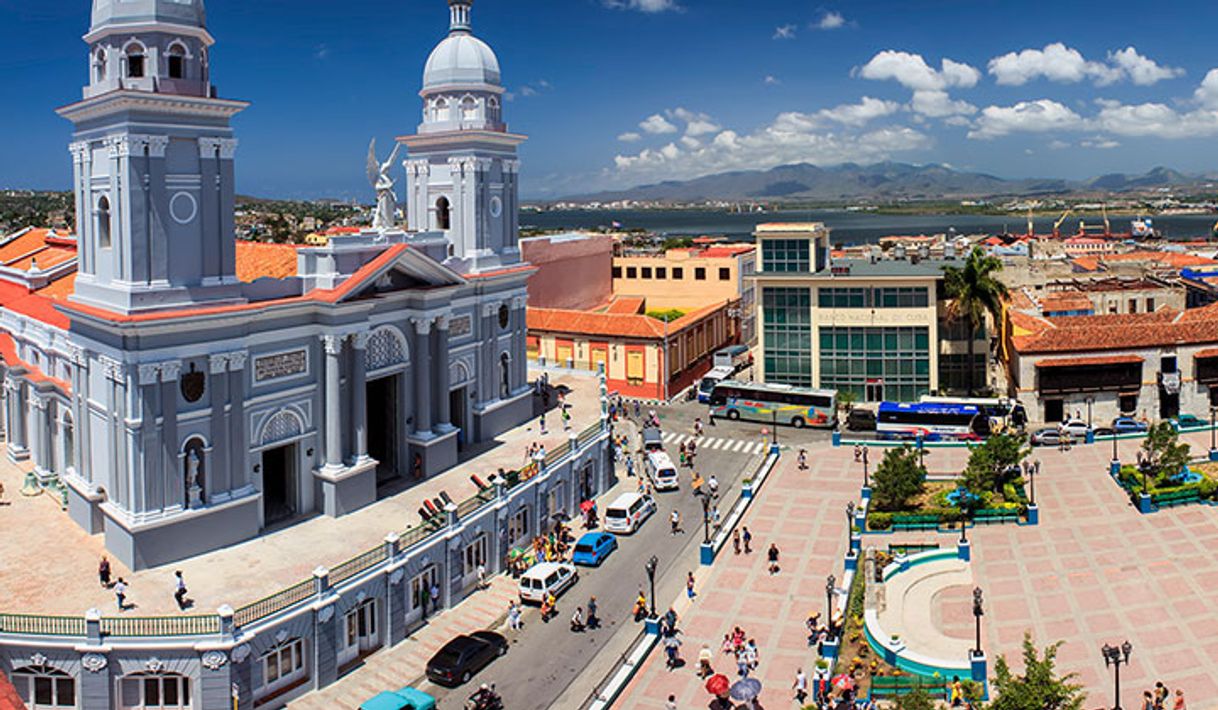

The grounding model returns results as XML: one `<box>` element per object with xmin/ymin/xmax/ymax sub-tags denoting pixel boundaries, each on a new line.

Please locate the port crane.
<box><xmin>1076</xmin><ymin>204</ymin><xmax>1112</xmax><ymax>238</ymax></box>
<box><xmin>1051</xmin><ymin>208</ymin><xmax>1073</xmax><ymax>238</ymax></box>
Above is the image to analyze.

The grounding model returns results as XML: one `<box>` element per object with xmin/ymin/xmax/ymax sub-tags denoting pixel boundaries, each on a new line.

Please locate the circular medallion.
<box><xmin>170</xmin><ymin>191</ymin><xmax>198</xmax><ymax>225</ymax></box>
<box><xmin>489</xmin><ymin>196</ymin><xmax>503</xmax><ymax>218</ymax></box>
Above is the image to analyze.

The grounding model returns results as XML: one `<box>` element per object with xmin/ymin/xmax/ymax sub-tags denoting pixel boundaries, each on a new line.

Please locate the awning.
<box><xmin>1035</xmin><ymin>355</ymin><xmax>1143</xmax><ymax>369</ymax></box>
<box><xmin>1195</xmin><ymin>348</ymin><xmax>1218</xmax><ymax>360</ymax></box>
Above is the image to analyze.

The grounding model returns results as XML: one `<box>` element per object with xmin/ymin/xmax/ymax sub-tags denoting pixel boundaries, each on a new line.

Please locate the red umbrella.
<box><xmin>580</xmin><ymin>500</ymin><xmax>595</xmax><ymax>513</ymax></box>
<box><xmin>831</xmin><ymin>673</ymin><xmax>855</xmax><ymax>691</ymax></box>
<box><xmin>705</xmin><ymin>673</ymin><xmax>730</xmax><ymax>696</ymax></box>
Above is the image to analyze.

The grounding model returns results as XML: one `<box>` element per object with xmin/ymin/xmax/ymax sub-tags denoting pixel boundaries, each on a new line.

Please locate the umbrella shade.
<box><xmin>580</xmin><ymin>500</ymin><xmax>595</xmax><ymax>513</ymax></box>
<box><xmin>729</xmin><ymin>678</ymin><xmax>762</xmax><ymax>701</ymax></box>
<box><xmin>704</xmin><ymin>674</ymin><xmax>730</xmax><ymax>696</ymax></box>
<box><xmin>552</xmin><ymin>512</ymin><xmax>571</xmax><ymax>522</ymax></box>
<box><xmin>831</xmin><ymin>673</ymin><xmax>855</xmax><ymax>690</ymax></box>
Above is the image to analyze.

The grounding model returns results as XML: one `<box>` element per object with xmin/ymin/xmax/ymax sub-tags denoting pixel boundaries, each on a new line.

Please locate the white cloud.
<box><xmin>816</xmin><ymin>96</ymin><xmax>901</xmax><ymax>126</ymax></box>
<box><xmin>1081</xmin><ymin>136</ymin><xmax>1120</xmax><ymax>149</ymax></box>
<box><xmin>1092</xmin><ymin>100</ymin><xmax>1218</xmax><ymax>139</ymax></box>
<box><xmin>910</xmin><ymin>90</ymin><xmax>977</xmax><ymax>118</ymax></box>
<box><xmin>613</xmin><ymin>112</ymin><xmax>930</xmax><ymax>182</ymax></box>
<box><xmin>968</xmin><ymin>99</ymin><xmax>1084</xmax><ymax>139</ymax></box>
<box><xmin>1195</xmin><ymin>69</ymin><xmax>1218</xmax><ymax>108</ymax></box>
<box><xmin>773</xmin><ymin>24</ymin><xmax>796</xmax><ymax>40</ymax></box>
<box><xmin>1108</xmin><ymin>47</ymin><xmax>1184</xmax><ymax>85</ymax></box>
<box><xmin>814</xmin><ymin>11</ymin><xmax>846</xmax><ymax>30</ymax></box>
<box><xmin>1048</xmin><ymin>139</ymin><xmax>1071</xmax><ymax>149</ymax></box>
<box><xmin>859</xmin><ymin>51</ymin><xmax>980</xmax><ymax>91</ymax></box>
<box><xmin>669</xmin><ymin>108</ymin><xmax>721</xmax><ymax>136</ymax></box>
<box><xmin>639</xmin><ymin>114</ymin><xmax>678</xmax><ymax>134</ymax></box>
<box><xmin>618</xmin><ymin>132</ymin><xmax>642</xmax><ymax>143</ymax></box>
<box><xmin>764</xmin><ymin>75</ymin><xmax>781</xmax><ymax>86</ymax></box>
<box><xmin>520</xmin><ymin>86</ymin><xmax>538</xmax><ymax>97</ymax></box>
<box><xmin>603</xmin><ymin>0</ymin><xmax>679</xmax><ymax>12</ymax></box>
<box><xmin>988</xmin><ymin>43</ymin><xmax>1180</xmax><ymax>87</ymax></box>
<box><xmin>680</xmin><ymin>135</ymin><xmax>701</xmax><ymax>149</ymax></box>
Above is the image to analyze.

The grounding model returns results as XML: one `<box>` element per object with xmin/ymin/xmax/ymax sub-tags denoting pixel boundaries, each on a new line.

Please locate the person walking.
<box><xmin>853</xmin><ymin>444</ymin><xmax>862</xmax><ymax>462</ymax></box>
<box><xmin>114</xmin><ymin>578</ymin><xmax>128</xmax><ymax>611</ymax></box>
<box><xmin>173</xmin><ymin>571</ymin><xmax>188</xmax><ymax>610</ymax></box>
<box><xmin>665</xmin><ymin>694</ymin><xmax>677</xmax><ymax>710</ymax></box>
<box><xmin>732</xmin><ymin>528</ymin><xmax>741</xmax><ymax>554</ymax></box>
<box><xmin>1174</xmin><ymin>689</ymin><xmax>1187</xmax><ymax>710</ymax></box>
<box><xmin>694</xmin><ymin>417</ymin><xmax>704</xmax><ymax>437</ymax></box>
<box><xmin>98</xmin><ymin>556</ymin><xmax>111</xmax><ymax>588</ymax></box>
<box><xmin>734</xmin><ymin>646</ymin><xmax>749</xmax><ymax>677</ymax></box>
<box><xmin>429</xmin><ymin>582</ymin><xmax>441</xmax><ymax>617</ymax></box>
<box><xmin>570</xmin><ymin>606</ymin><xmax>585</xmax><ymax>632</ymax></box>
<box><xmin>477</xmin><ymin>563</ymin><xmax>487</xmax><ymax>590</ymax></box>
<box><xmin>793</xmin><ymin>668</ymin><xmax>809</xmax><ymax>704</ymax></box>
<box><xmin>539</xmin><ymin>413</ymin><xmax>548</xmax><ymax>435</ymax></box>
<box><xmin>686</xmin><ymin>572</ymin><xmax>697</xmax><ymax>600</ymax></box>
<box><xmin>698</xmin><ymin>644</ymin><xmax>714</xmax><ymax>678</ymax></box>
<box><xmin>798</xmin><ymin>448</ymin><xmax>808</xmax><ymax>470</ymax></box>
<box><xmin>587</xmin><ymin>596</ymin><xmax>599</xmax><ymax>629</ymax></box>
<box><xmin>1142</xmin><ymin>691</ymin><xmax>1155</xmax><ymax>710</ymax></box>
<box><xmin>508</xmin><ymin>601</ymin><xmax>522</xmax><ymax>631</ymax></box>
<box><xmin>767</xmin><ymin>543</ymin><xmax>780</xmax><ymax>574</ymax></box>
<box><xmin>711</xmin><ymin>505</ymin><xmax>722</xmax><ymax>531</ymax></box>
<box><xmin>707</xmin><ymin>474</ymin><xmax>719</xmax><ymax>498</ymax></box>
<box><xmin>742</xmin><ymin>526</ymin><xmax>752</xmax><ymax>553</ymax></box>
<box><xmin>1155</xmin><ymin>682</ymin><xmax>1169</xmax><ymax>709</ymax></box>
<box><xmin>670</xmin><ymin>509</ymin><xmax>681</xmax><ymax>535</ymax></box>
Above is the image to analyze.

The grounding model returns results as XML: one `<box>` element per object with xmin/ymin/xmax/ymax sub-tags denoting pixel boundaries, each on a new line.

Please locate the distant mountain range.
<box><xmin>563</xmin><ymin>162</ymin><xmax>1218</xmax><ymax>204</ymax></box>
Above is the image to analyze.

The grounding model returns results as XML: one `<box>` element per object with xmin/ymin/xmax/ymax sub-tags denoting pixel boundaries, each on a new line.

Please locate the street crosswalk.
<box><xmin>659</xmin><ymin>431</ymin><xmax>770</xmax><ymax>456</ymax></box>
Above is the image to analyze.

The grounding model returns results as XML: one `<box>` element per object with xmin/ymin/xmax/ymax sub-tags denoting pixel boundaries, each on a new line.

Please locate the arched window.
<box><xmin>62</xmin><ymin>410</ymin><xmax>75</xmax><ymax>474</ymax></box>
<box><xmin>183</xmin><ymin>437</ymin><xmax>206</xmax><ymax>508</ymax></box>
<box><xmin>125</xmin><ymin>42</ymin><xmax>146</xmax><ymax>79</ymax></box>
<box><xmin>96</xmin><ymin>196</ymin><xmax>112</xmax><ymax>249</ymax></box>
<box><xmin>500</xmin><ymin>352</ymin><xmax>511</xmax><ymax>398</ymax></box>
<box><xmin>167</xmin><ymin>43</ymin><xmax>186</xmax><ymax>79</ymax></box>
<box><xmin>487</xmin><ymin>96</ymin><xmax>500</xmax><ymax>121</ymax></box>
<box><xmin>94</xmin><ymin>48</ymin><xmax>107</xmax><ymax>83</ymax></box>
<box><xmin>435</xmin><ymin>196</ymin><xmax>451</xmax><ymax>230</ymax></box>
<box><xmin>435</xmin><ymin>97</ymin><xmax>450</xmax><ymax>122</ymax></box>
<box><xmin>460</xmin><ymin>96</ymin><xmax>478</xmax><ymax>121</ymax></box>
<box><xmin>11</xmin><ymin>663</ymin><xmax>75</xmax><ymax>708</ymax></box>
<box><xmin>119</xmin><ymin>672</ymin><xmax>190</xmax><ymax>709</ymax></box>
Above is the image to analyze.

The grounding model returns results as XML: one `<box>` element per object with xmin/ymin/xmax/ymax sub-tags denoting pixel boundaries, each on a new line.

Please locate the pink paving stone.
<box><xmin>1112</xmin><ymin>583</ymin><xmax>1159</xmax><ymax>607</ymax></box>
<box><xmin>989</xmin><ymin>578</ymin><xmax>1028</xmax><ymax>598</ymax></box>
<box><xmin>992</xmin><ymin>596</ymin><xmax>1034</xmax><ymax>621</ymax></box>
<box><xmin>1140</xmin><ymin>623</ymin><xmax>1190</xmax><ymax>649</ymax></box>
<box><xmin>1083</xmin><ymin>612</ymin><xmax>1122</xmax><ymax>635</ymax></box>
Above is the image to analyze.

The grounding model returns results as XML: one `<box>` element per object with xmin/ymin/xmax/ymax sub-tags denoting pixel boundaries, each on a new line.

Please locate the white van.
<box><xmin>518</xmin><ymin>562</ymin><xmax>578</xmax><ymax>604</ymax></box>
<box><xmin>697</xmin><ymin>366</ymin><xmax>736</xmax><ymax>403</ymax></box>
<box><xmin>645</xmin><ymin>451</ymin><xmax>680</xmax><ymax>491</ymax></box>
<box><xmin>603</xmin><ymin>492</ymin><xmax>657</xmax><ymax>534</ymax></box>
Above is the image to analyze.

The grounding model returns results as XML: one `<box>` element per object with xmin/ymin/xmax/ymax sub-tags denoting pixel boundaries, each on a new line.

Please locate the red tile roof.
<box><xmin>529</xmin><ymin>301</ymin><xmax>727</xmax><ymax>340</ymax></box>
<box><xmin>1036</xmin><ymin>354</ymin><xmax>1143</xmax><ymax>368</ymax></box>
<box><xmin>1039</xmin><ymin>292</ymin><xmax>1093</xmax><ymax>313</ymax></box>
<box><xmin>234</xmin><ymin>240</ymin><xmax>299</xmax><ymax>281</ymax></box>
<box><xmin>1073</xmin><ymin>250</ymin><xmax>1217</xmax><ymax>272</ymax></box>
<box><xmin>1012</xmin><ymin>309</ymin><xmax>1218</xmax><ymax>354</ymax></box>
<box><xmin>1195</xmin><ymin>347</ymin><xmax>1218</xmax><ymax>360</ymax></box>
<box><xmin>604</xmin><ymin>296</ymin><xmax>645</xmax><ymax>315</ymax></box>
<box><xmin>0</xmin><ymin>332</ymin><xmax>70</xmax><ymax>393</ymax></box>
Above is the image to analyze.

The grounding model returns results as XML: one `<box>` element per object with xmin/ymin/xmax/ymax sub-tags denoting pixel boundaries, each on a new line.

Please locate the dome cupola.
<box><xmin>422</xmin><ymin>0</ymin><xmax>501</xmax><ymax>92</ymax></box>
<box><xmin>83</xmin><ymin>0</ymin><xmax>216</xmax><ymax>99</ymax></box>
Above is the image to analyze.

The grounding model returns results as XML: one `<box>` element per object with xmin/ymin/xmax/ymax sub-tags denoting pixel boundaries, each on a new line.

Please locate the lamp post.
<box><xmin>1101</xmin><ymin>641</ymin><xmax>1133</xmax><ymax>710</ymax></box>
<box><xmin>1086</xmin><ymin>396</ymin><xmax>1094</xmax><ymax>428</ymax></box>
<box><xmin>772</xmin><ymin>409</ymin><xmax>779</xmax><ymax>445</ymax></box>
<box><xmin>701</xmin><ymin>494</ymin><xmax>711</xmax><ymax>545</ymax></box>
<box><xmin>971</xmin><ymin>587</ymin><xmax>984</xmax><ymax>656</ymax></box>
<box><xmin>846</xmin><ymin>501</ymin><xmax>856</xmax><ymax>531</ymax></box>
<box><xmin>825</xmin><ymin>574</ymin><xmax>836</xmax><ymax>634</ymax></box>
<box><xmin>862</xmin><ymin>446</ymin><xmax>870</xmax><ymax>488</ymax></box>
<box><xmin>959</xmin><ymin>506</ymin><xmax>969</xmax><ymax>543</ymax></box>
<box><xmin>1111</xmin><ymin>426</ymin><xmax>1119</xmax><ymax>464</ymax></box>
<box><xmin>645</xmin><ymin>555</ymin><xmax>658</xmax><ymax>619</ymax></box>
<box><xmin>1136</xmin><ymin>451</ymin><xmax>1150</xmax><ymax>495</ymax></box>
<box><xmin>1210</xmin><ymin>405</ymin><xmax>1216</xmax><ymax>453</ymax></box>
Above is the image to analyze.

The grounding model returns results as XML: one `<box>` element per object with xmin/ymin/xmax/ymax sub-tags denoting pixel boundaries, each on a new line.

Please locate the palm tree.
<box><xmin>943</xmin><ymin>246</ymin><xmax>1009</xmax><ymax>395</ymax></box>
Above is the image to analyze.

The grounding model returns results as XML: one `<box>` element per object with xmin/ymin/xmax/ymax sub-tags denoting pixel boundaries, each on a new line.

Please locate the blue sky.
<box><xmin>3</xmin><ymin>0</ymin><xmax>1218</xmax><ymax>200</ymax></box>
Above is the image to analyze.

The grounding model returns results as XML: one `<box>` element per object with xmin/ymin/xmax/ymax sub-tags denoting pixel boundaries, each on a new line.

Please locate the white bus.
<box><xmin>697</xmin><ymin>365</ymin><xmax>736</xmax><ymax>403</ymax></box>
<box><xmin>919</xmin><ymin>395</ymin><xmax>1027</xmax><ymax>431</ymax></box>
<box><xmin>708</xmin><ymin>381</ymin><xmax>837</xmax><ymax>429</ymax></box>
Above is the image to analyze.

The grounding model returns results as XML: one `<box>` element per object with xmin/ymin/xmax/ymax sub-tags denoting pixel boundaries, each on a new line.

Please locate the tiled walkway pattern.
<box><xmin>616</xmin><ymin>433</ymin><xmax>1218</xmax><ymax>709</ymax></box>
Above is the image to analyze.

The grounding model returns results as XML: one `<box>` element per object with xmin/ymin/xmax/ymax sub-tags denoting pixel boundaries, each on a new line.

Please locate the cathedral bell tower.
<box><xmin>59</xmin><ymin>0</ymin><xmax>247</xmax><ymax>314</ymax></box>
<box><xmin>400</xmin><ymin>0</ymin><xmax>525</xmax><ymax>274</ymax></box>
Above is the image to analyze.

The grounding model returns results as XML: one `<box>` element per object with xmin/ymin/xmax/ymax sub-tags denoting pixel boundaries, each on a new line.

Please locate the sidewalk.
<box><xmin>0</xmin><ymin>369</ymin><xmax>601</xmax><ymax>617</ymax></box>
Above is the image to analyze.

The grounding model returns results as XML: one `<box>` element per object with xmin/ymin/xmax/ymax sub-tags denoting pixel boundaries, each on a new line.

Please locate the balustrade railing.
<box><xmin>99</xmin><ymin>615</ymin><xmax>219</xmax><ymax>637</ymax></box>
<box><xmin>0</xmin><ymin>614</ymin><xmax>85</xmax><ymax>637</ymax></box>
<box><xmin>234</xmin><ymin>578</ymin><xmax>316</xmax><ymax>628</ymax></box>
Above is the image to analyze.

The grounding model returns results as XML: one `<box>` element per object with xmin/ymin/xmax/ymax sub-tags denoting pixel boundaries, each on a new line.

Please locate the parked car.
<box><xmin>846</xmin><ymin>408</ymin><xmax>877</xmax><ymax>431</ymax></box>
<box><xmin>1093</xmin><ymin>427</ymin><xmax>1116</xmax><ymax>437</ymax></box>
<box><xmin>1030</xmin><ymin>428</ymin><xmax>1064</xmax><ymax>447</ymax></box>
<box><xmin>1059</xmin><ymin>420</ymin><xmax>1091</xmax><ymax>438</ymax></box>
<box><xmin>571</xmin><ymin>532</ymin><xmax>618</xmax><ymax>566</ymax></box>
<box><xmin>1112</xmin><ymin>417</ymin><xmax>1149</xmax><ymax>434</ymax></box>
<box><xmin>360</xmin><ymin>687</ymin><xmax>437</xmax><ymax>710</ymax></box>
<box><xmin>425</xmin><ymin>631</ymin><xmax>509</xmax><ymax>686</ymax></box>
<box><xmin>1176</xmin><ymin>414</ymin><xmax>1206</xmax><ymax>429</ymax></box>
<box><xmin>518</xmin><ymin>561</ymin><xmax>578</xmax><ymax>604</ymax></box>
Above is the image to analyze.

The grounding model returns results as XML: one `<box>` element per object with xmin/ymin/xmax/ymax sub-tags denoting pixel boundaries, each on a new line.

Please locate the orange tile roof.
<box><xmin>1074</xmin><ymin>250</ymin><xmax>1218</xmax><ymax>272</ymax></box>
<box><xmin>0</xmin><ymin>332</ymin><xmax>69</xmax><ymax>394</ymax></box>
<box><xmin>1195</xmin><ymin>347</ymin><xmax>1218</xmax><ymax>360</ymax></box>
<box><xmin>1036</xmin><ymin>354</ymin><xmax>1143</xmax><ymax>368</ymax></box>
<box><xmin>1039</xmin><ymin>292</ymin><xmax>1093</xmax><ymax>312</ymax></box>
<box><xmin>605</xmin><ymin>296</ymin><xmax>645</xmax><ymax>315</ymax></box>
<box><xmin>1012</xmin><ymin>309</ymin><xmax>1218</xmax><ymax>354</ymax></box>
<box><xmin>34</xmin><ymin>272</ymin><xmax>77</xmax><ymax>300</ymax></box>
<box><xmin>0</xmin><ymin>228</ymin><xmax>58</xmax><ymax>263</ymax></box>
<box><xmin>529</xmin><ymin>300</ymin><xmax>727</xmax><ymax>340</ymax></box>
<box><xmin>8</xmin><ymin>247</ymin><xmax>76</xmax><ymax>271</ymax></box>
<box><xmin>234</xmin><ymin>240</ymin><xmax>299</xmax><ymax>282</ymax></box>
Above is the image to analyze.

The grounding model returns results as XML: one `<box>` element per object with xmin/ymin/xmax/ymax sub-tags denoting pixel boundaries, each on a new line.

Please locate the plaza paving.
<box><xmin>616</xmin><ymin>432</ymin><xmax>1218</xmax><ymax>709</ymax></box>
<box><xmin>0</xmin><ymin>369</ymin><xmax>601</xmax><ymax>618</ymax></box>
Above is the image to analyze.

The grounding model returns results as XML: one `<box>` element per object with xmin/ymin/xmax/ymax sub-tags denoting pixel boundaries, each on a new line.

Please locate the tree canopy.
<box><xmin>942</xmin><ymin>247</ymin><xmax>1009</xmax><ymax>395</ymax></box>
<box><xmin>1140</xmin><ymin>421</ymin><xmax>1191</xmax><ymax>481</ymax></box>
<box><xmin>963</xmin><ymin>433</ymin><xmax>1030</xmax><ymax>496</ymax></box>
<box><xmin>871</xmin><ymin>445</ymin><xmax>926</xmax><ymax>512</ymax></box>
<box><xmin>989</xmin><ymin>633</ymin><xmax>1086</xmax><ymax>710</ymax></box>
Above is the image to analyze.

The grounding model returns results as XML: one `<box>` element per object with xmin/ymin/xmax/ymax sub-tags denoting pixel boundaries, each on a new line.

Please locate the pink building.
<box><xmin>520</xmin><ymin>233</ymin><xmax>614</xmax><ymax>310</ymax></box>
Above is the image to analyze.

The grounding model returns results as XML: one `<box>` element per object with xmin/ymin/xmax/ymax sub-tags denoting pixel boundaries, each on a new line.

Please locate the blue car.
<box><xmin>359</xmin><ymin>686</ymin><xmax>436</xmax><ymax>710</ymax></box>
<box><xmin>572</xmin><ymin>532</ymin><xmax>618</xmax><ymax>566</ymax></box>
<box><xmin>1112</xmin><ymin>417</ymin><xmax>1149</xmax><ymax>434</ymax></box>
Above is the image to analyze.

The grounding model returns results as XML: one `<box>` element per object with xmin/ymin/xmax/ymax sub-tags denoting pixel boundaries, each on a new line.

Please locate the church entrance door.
<box><xmin>262</xmin><ymin>443</ymin><xmax>297</xmax><ymax>526</ymax></box>
<box><xmin>450</xmin><ymin>386</ymin><xmax>467</xmax><ymax>451</ymax></box>
<box><xmin>368</xmin><ymin>374</ymin><xmax>399</xmax><ymax>484</ymax></box>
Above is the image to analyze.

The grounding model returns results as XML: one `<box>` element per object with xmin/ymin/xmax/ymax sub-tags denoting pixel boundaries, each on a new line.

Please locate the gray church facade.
<box><xmin>3</xmin><ymin>0</ymin><xmax>535</xmax><ymax>571</ymax></box>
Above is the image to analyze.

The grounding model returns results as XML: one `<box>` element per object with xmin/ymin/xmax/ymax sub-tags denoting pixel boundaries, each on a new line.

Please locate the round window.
<box><xmin>489</xmin><ymin>196</ymin><xmax>503</xmax><ymax>218</ymax></box>
<box><xmin>498</xmin><ymin>304</ymin><xmax>510</xmax><ymax>330</ymax></box>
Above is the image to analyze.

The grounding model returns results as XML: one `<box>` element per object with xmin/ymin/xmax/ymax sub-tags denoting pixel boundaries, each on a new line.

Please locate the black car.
<box><xmin>846</xmin><ymin>408</ymin><xmax>876</xmax><ymax>431</ymax></box>
<box><xmin>425</xmin><ymin>631</ymin><xmax>508</xmax><ymax>686</ymax></box>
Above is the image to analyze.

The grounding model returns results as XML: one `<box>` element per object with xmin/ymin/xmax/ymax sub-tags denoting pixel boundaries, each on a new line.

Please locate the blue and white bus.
<box><xmin>918</xmin><ymin>395</ymin><xmax>1028</xmax><ymax>432</ymax></box>
<box><xmin>708</xmin><ymin>381</ymin><xmax>837</xmax><ymax>429</ymax></box>
<box><xmin>876</xmin><ymin>401</ymin><xmax>991</xmax><ymax>441</ymax></box>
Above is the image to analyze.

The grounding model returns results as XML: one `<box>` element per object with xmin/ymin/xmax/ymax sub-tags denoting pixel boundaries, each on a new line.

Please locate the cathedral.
<box><xmin>2</xmin><ymin>0</ymin><xmax>534</xmax><ymax>570</ymax></box>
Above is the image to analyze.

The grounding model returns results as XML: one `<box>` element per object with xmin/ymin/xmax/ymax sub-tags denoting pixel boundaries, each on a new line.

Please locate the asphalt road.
<box><xmin>415</xmin><ymin>401</ymin><xmax>829</xmax><ymax>709</ymax></box>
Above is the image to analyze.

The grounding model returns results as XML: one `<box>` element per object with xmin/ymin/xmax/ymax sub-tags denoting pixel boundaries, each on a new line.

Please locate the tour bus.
<box><xmin>919</xmin><ymin>395</ymin><xmax>1028</xmax><ymax>432</ymax></box>
<box><xmin>645</xmin><ymin>451</ymin><xmax>680</xmax><ymax>491</ymax></box>
<box><xmin>604</xmin><ymin>492</ymin><xmax>657</xmax><ymax>534</ymax></box>
<box><xmin>713</xmin><ymin>345</ymin><xmax>752</xmax><ymax>372</ymax></box>
<box><xmin>697</xmin><ymin>365</ymin><xmax>736</xmax><ymax>403</ymax></box>
<box><xmin>876</xmin><ymin>401</ymin><xmax>991</xmax><ymax>441</ymax></box>
<box><xmin>708</xmin><ymin>381</ymin><xmax>837</xmax><ymax>429</ymax></box>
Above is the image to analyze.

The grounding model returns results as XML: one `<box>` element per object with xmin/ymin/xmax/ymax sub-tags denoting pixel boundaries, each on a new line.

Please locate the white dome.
<box><xmin>423</xmin><ymin>33</ymin><xmax>501</xmax><ymax>91</ymax></box>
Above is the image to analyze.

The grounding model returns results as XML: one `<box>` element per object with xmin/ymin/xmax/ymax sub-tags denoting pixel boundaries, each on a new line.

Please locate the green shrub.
<box><xmin>869</xmin><ymin>512</ymin><xmax>893</xmax><ymax>530</ymax></box>
<box><xmin>1199</xmin><ymin>478</ymin><xmax>1218</xmax><ymax>500</ymax></box>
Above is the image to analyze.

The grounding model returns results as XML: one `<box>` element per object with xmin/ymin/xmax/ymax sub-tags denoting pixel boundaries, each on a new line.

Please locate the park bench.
<box><xmin>891</xmin><ymin>514</ymin><xmax>941</xmax><ymax>532</ymax></box>
<box><xmin>1152</xmin><ymin>488</ymin><xmax>1201</xmax><ymax>508</ymax></box>
<box><xmin>869</xmin><ymin>676</ymin><xmax>947</xmax><ymax>698</ymax></box>
<box><xmin>972</xmin><ymin>508</ymin><xmax>1021</xmax><ymax>525</ymax></box>
<box><xmin>888</xmin><ymin>543</ymin><xmax>939</xmax><ymax>555</ymax></box>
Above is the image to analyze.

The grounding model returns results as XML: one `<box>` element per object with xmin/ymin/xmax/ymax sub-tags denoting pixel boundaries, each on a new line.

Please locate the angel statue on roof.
<box><xmin>367</xmin><ymin>137</ymin><xmax>402</xmax><ymax>231</ymax></box>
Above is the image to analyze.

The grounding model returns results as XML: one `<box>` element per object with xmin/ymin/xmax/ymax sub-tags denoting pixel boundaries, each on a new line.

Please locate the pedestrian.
<box><xmin>508</xmin><ymin>601</ymin><xmax>522</xmax><ymax>630</ymax></box>
<box><xmin>429</xmin><ymin>582</ymin><xmax>440</xmax><ymax>616</ymax></box>
<box><xmin>540</xmin><ymin>413</ymin><xmax>547</xmax><ymax>435</ymax></box>
<box><xmin>951</xmin><ymin>676</ymin><xmax>964</xmax><ymax>706</ymax></box>
<box><xmin>711</xmin><ymin>505</ymin><xmax>721</xmax><ymax>530</ymax></box>
<box><xmin>419</xmin><ymin>583</ymin><xmax>432</xmax><ymax>619</ymax></box>
<box><xmin>587</xmin><ymin>596</ymin><xmax>599</xmax><ymax>629</ymax></box>
<box><xmin>570</xmin><ymin>606</ymin><xmax>584</xmax><ymax>632</ymax></box>
<box><xmin>1155</xmin><ymin>682</ymin><xmax>1169</xmax><ymax>709</ymax></box>
<box><xmin>853</xmin><ymin>443</ymin><xmax>862</xmax><ymax>462</ymax></box>
<box><xmin>694</xmin><ymin>417</ymin><xmax>703</xmax><ymax>437</ymax></box>
<box><xmin>742</xmin><ymin>526</ymin><xmax>752</xmax><ymax>553</ymax></box>
<box><xmin>734</xmin><ymin>647</ymin><xmax>749</xmax><ymax>677</ymax></box>
<box><xmin>767</xmin><ymin>543</ymin><xmax>780</xmax><ymax>574</ymax></box>
<box><xmin>707</xmin><ymin>474</ymin><xmax>719</xmax><ymax>498</ymax></box>
<box><xmin>698</xmin><ymin>644</ymin><xmax>714</xmax><ymax>678</ymax></box>
<box><xmin>626</xmin><ymin>456</ymin><xmax>635</xmax><ymax>477</ymax></box>
<box><xmin>793</xmin><ymin>668</ymin><xmax>808</xmax><ymax>704</ymax></box>
<box><xmin>1142</xmin><ymin>691</ymin><xmax>1155</xmax><ymax>710</ymax></box>
<box><xmin>477</xmin><ymin>563</ymin><xmax>487</xmax><ymax>590</ymax></box>
<box><xmin>744</xmin><ymin>638</ymin><xmax>758</xmax><ymax>669</ymax></box>
<box><xmin>562</xmin><ymin>407</ymin><xmax>572</xmax><ymax>431</ymax></box>
<box><xmin>798</xmin><ymin>448</ymin><xmax>808</xmax><ymax>470</ymax></box>
<box><xmin>670</xmin><ymin>509</ymin><xmax>681</xmax><ymax>535</ymax></box>
<box><xmin>663</xmin><ymin>634</ymin><xmax>682</xmax><ymax>670</ymax></box>
<box><xmin>114</xmin><ymin>578</ymin><xmax>127</xmax><ymax>611</ymax></box>
<box><xmin>173</xmin><ymin>570</ymin><xmax>188</xmax><ymax>610</ymax></box>
<box><xmin>1174</xmin><ymin>689</ymin><xmax>1187</xmax><ymax>710</ymax></box>
<box><xmin>634</xmin><ymin>401</ymin><xmax>641</xmax><ymax>419</ymax></box>
<box><xmin>98</xmin><ymin>556</ymin><xmax>111</xmax><ymax>588</ymax></box>
<box><xmin>686</xmin><ymin>571</ymin><xmax>696</xmax><ymax>599</ymax></box>
<box><xmin>665</xmin><ymin>694</ymin><xmax>677</xmax><ymax>710</ymax></box>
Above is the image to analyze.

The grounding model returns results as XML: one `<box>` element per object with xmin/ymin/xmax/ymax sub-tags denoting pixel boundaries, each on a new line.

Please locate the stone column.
<box><xmin>160</xmin><ymin>362</ymin><xmax>182</xmax><ymax>509</ymax></box>
<box><xmin>434</xmin><ymin>316</ymin><xmax>452</xmax><ymax>432</ymax></box>
<box><xmin>209</xmin><ymin>354</ymin><xmax>232</xmax><ymax>495</ymax></box>
<box><xmin>511</xmin><ymin>295</ymin><xmax>527</xmax><ymax>392</ymax></box>
<box><xmin>137</xmin><ymin>364</ymin><xmax>163</xmax><ymax>512</ymax></box>
<box><xmin>322</xmin><ymin>335</ymin><xmax>344</xmax><ymax>472</ymax></box>
<box><xmin>350</xmin><ymin>333</ymin><xmax>370</xmax><ymax>462</ymax></box>
<box><xmin>228</xmin><ymin>352</ymin><xmax>248</xmax><ymax>490</ymax></box>
<box><xmin>4</xmin><ymin>376</ymin><xmax>28</xmax><ymax>460</ymax></box>
<box><xmin>30</xmin><ymin>392</ymin><xmax>49</xmax><ymax>478</ymax></box>
<box><xmin>70</xmin><ymin>349</ymin><xmax>90</xmax><ymax>480</ymax></box>
<box><xmin>480</xmin><ymin>303</ymin><xmax>498</xmax><ymax>404</ymax></box>
<box><xmin>412</xmin><ymin>319</ymin><xmax>433</xmax><ymax>435</ymax></box>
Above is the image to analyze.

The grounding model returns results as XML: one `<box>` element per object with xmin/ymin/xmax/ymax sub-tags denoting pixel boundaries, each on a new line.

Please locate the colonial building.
<box><xmin>2</xmin><ymin>0</ymin><xmax>534</xmax><ymax>569</ymax></box>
